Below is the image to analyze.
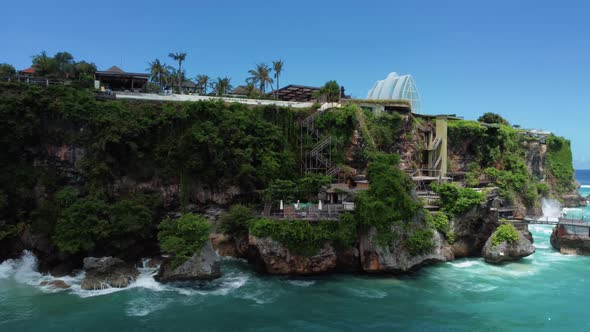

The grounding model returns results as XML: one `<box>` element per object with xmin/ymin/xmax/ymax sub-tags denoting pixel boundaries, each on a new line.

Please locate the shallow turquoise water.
<box><xmin>2</xmin><ymin>176</ymin><xmax>590</xmax><ymax>331</ymax></box>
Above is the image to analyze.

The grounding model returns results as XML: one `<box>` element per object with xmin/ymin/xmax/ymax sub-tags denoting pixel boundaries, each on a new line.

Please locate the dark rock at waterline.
<box><xmin>40</xmin><ymin>280</ymin><xmax>70</xmax><ymax>289</ymax></box>
<box><xmin>49</xmin><ymin>261</ymin><xmax>77</xmax><ymax>278</ymax></box>
<box><xmin>155</xmin><ymin>242</ymin><xmax>221</xmax><ymax>283</ymax></box>
<box><xmin>81</xmin><ymin>257</ymin><xmax>139</xmax><ymax>290</ymax></box>
<box><xmin>247</xmin><ymin>235</ymin><xmax>339</xmax><ymax>275</ymax></box>
<box><xmin>550</xmin><ymin>227</ymin><xmax>590</xmax><ymax>255</ymax></box>
<box><xmin>550</xmin><ymin>228</ymin><xmax>560</xmax><ymax>250</ymax></box>
<box><xmin>562</xmin><ymin>194</ymin><xmax>587</xmax><ymax>208</ymax></box>
<box><xmin>482</xmin><ymin>229</ymin><xmax>535</xmax><ymax>264</ymax></box>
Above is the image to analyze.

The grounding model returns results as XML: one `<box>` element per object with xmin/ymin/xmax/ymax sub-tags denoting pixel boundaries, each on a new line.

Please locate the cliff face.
<box><xmin>359</xmin><ymin>226</ymin><xmax>454</xmax><ymax>273</ymax></box>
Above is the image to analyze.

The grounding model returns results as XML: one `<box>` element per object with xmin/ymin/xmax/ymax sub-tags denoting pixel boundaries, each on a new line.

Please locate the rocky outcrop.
<box><xmin>210</xmin><ymin>233</ymin><xmax>249</xmax><ymax>257</ymax></box>
<box><xmin>550</xmin><ymin>228</ymin><xmax>590</xmax><ymax>255</ymax></box>
<box><xmin>247</xmin><ymin>236</ymin><xmax>339</xmax><ymax>275</ymax></box>
<box><xmin>450</xmin><ymin>197</ymin><xmax>501</xmax><ymax>257</ymax></box>
<box><xmin>40</xmin><ymin>280</ymin><xmax>70</xmax><ymax>289</ymax></box>
<box><xmin>156</xmin><ymin>242</ymin><xmax>221</xmax><ymax>282</ymax></box>
<box><xmin>360</xmin><ymin>227</ymin><xmax>454</xmax><ymax>273</ymax></box>
<box><xmin>562</xmin><ymin>194</ymin><xmax>587</xmax><ymax>208</ymax></box>
<box><xmin>482</xmin><ymin>229</ymin><xmax>535</xmax><ymax>264</ymax></box>
<box><xmin>81</xmin><ymin>257</ymin><xmax>139</xmax><ymax>290</ymax></box>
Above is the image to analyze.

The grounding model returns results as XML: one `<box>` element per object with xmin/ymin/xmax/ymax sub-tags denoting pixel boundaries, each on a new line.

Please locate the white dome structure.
<box><xmin>367</xmin><ymin>72</ymin><xmax>421</xmax><ymax>113</ymax></box>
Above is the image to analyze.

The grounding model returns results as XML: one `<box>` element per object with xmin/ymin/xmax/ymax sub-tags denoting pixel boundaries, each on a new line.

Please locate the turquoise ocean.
<box><xmin>2</xmin><ymin>171</ymin><xmax>590</xmax><ymax>331</ymax></box>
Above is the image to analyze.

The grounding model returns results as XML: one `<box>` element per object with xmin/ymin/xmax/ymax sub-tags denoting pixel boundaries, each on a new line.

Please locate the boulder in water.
<box><xmin>81</xmin><ymin>257</ymin><xmax>139</xmax><ymax>290</ymax></box>
<box><xmin>40</xmin><ymin>279</ymin><xmax>70</xmax><ymax>289</ymax></box>
<box><xmin>155</xmin><ymin>242</ymin><xmax>221</xmax><ymax>283</ymax></box>
<box><xmin>482</xmin><ymin>229</ymin><xmax>535</xmax><ymax>264</ymax></box>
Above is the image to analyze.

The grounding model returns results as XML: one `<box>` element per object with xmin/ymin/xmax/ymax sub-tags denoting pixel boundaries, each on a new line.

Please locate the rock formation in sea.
<box><xmin>482</xmin><ymin>229</ymin><xmax>535</xmax><ymax>264</ymax></box>
<box><xmin>550</xmin><ymin>228</ymin><xmax>590</xmax><ymax>255</ymax></box>
<box><xmin>156</xmin><ymin>242</ymin><xmax>221</xmax><ymax>283</ymax></box>
<box><xmin>80</xmin><ymin>257</ymin><xmax>139</xmax><ymax>290</ymax></box>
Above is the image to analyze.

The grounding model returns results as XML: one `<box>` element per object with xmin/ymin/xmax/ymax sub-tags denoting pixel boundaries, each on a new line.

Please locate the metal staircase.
<box><xmin>300</xmin><ymin>104</ymin><xmax>341</xmax><ymax>176</ymax></box>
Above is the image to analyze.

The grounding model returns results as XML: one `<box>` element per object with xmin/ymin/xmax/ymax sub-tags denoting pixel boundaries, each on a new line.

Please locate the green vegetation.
<box><xmin>314</xmin><ymin>105</ymin><xmax>357</xmax><ymax>163</ymax></box>
<box><xmin>52</xmin><ymin>195</ymin><xmax>155</xmax><ymax>254</ymax></box>
<box><xmin>249</xmin><ymin>215</ymin><xmax>357</xmax><ymax>256</ymax></box>
<box><xmin>407</xmin><ymin>228</ymin><xmax>434</xmax><ymax>255</ymax></box>
<box><xmin>432</xmin><ymin>183</ymin><xmax>485</xmax><ymax>216</ymax></box>
<box><xmin>478</xmin><ymin>112</ymin><xmax>509</xmax><ymax>125</ymax></box>
<box><xmin>447</xmin><ymin>117</ymin><xmax>552</xmax><ymax>208</ymax></box>
<box><xmin>0</xmin><ymin>83</ymin><xmax>304</xmax><ymax>257</ymax></box>
<box><xmin>491</xmin><ymin>223</ymin><xmax>519</xmax><ymax>246</ymax></box>
<box><xmin>425</xmin><ymin>211</ymin><xmax>455</xmax><ymax>244</ymax></box>
<box><xmin>545</xmin><ymin>134</ymin><xmax>575</xmax><ymax>194</ymax></box>
<box><xmin>355</xmin><ymin>153</ymin><xmax>421</xmax><ymax>246</ymax></box>
<box><xmin>314</xmin><ymin>81</ymin><xmax>341</xmax><ymax>102</ymax></box>
<box><xmin>0</xmin><ymin>63</ymin><xmax>16</xmax><ymax>78</ymax></box>
<box><xmin>263</xmin><ymin>173</ymin><xmax>331</xmax><ymax>203</ymax></box>
<box><xmin>158</xmin><ymin>213</ymin><xmax>211</xmax><ymax>267</ymax></box>
<box><xmin>219</xmin><ymin>204</ymin><xmax>254</xmax><ymax>237</ymax></box>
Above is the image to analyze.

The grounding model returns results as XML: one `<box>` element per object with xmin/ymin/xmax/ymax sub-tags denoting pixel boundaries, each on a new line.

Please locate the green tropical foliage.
<box><xmin>432</xmin><ymin>183</ymin><xmax>484</xmax><ymax>216</ymax></box>
<box><xmin>247</xmin><ymin>63</ymin><xmax>273</xmax><ymax>94</ymax></box>
<box><xmin>158</xmin><ymin>213</ymin><xmax>211</xmax><ymax>267</ymax></box>
<box><xmin>491</xmin><ymin>223</ymin><xmax>519</xmax><ymax>246</ymax></box>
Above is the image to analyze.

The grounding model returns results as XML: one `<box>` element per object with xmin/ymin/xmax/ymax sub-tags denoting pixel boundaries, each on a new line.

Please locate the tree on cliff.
<box><xmin>0</xmin><ymin>63</ymin><xmax>16</xmax><ymax>78</ymax></box>
<box><xmin>247</xmin><ymin>63</ymin><xmax>273</xmax><ymax>94</ymax></box>
<box><xmin>272</xmin><ymin>60</ymin><xmax>284</xmax><ymax>98</ymax></box>
<box><xmin>158</xmin><ymin>213</ymin><xmax>211</xmax><ymax>267</ymax></box>
<box><xmin>478</xmin><ymin>112</ymin><xmax>509</xmax><ymax>126</ymax></box>
<box><xmin>195</xmin><ymin>74</ymin><xmax>210</xmax><ymax>95</ymax></box>
<box><xmin>168</xmin><ymin>52</ymin><xmax>187</xmax><ymax>93</ymax></box>
<box><xmin>147</xmin><ymin>59</ymin><xmax>172</xmax><ymax>92</ymax></box>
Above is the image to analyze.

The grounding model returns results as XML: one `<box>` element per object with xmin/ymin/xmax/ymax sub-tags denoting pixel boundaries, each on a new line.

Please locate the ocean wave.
<box><xmin>0</xmin><ymin>251</ymin><xmax>250</xmax><ymax>299</ymax></box>
<box><xmin>580</xmin><ymin>185</ymin><xmax>590</xmax><ymax>188</ymax></box>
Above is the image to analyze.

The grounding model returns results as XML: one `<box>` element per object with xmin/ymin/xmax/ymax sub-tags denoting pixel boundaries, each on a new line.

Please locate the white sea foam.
<box><xmin>287</xmin><ymin>280</ymin><xmax>316</xmax><ymax>287</ymax></box>
<box><xmin>348</xmin><ymin>288</ymin><xmax>387</xmax><ymax>299</ymax></box>
<box><xmin>449</xmin><ymin>260</ymin><xmax>480</xmax><ymax>268</ymax></box>
<box><xmin>580</xmin><ymin>185</ymin><xmax>590</xmax><ymax>188</ymax></box>
<box><xmin>0</xmin><ymin>251</ymin><xmax>249</xmax><ymax>299</ymax></box>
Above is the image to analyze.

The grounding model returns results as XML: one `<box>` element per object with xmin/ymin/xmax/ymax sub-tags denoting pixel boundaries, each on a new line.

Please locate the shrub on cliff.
<box><xmin>491</xmin><ymin>224</ymin><xmax>519</xmax><ymax>246</ymax></box>
<box><xmin>432</xmin><ymin>183</ymin><xmax>484</xmax><ymax>216</ymax></box>
<box><xmin>546</xmin><ymin>134</ymin><xmax>575</xmax><ymax>194</ymax></box>
<box><xmin>407</xmin><ymin>228</ymin><xmax>434</xmax><ymax>255</ymax></box>
<box><xmin>158</xmin><ymin>213</ymin><xmax>211</xmax><ymax>267</ymax></box>
<box><xmin>249</xmin><ymin>215</ymin><xmax>357</xmax><ymax>256</ymax></box>
<box><xmin>478</xmin><ymin>112</ymin><xmax>509</xmax><ymax>126</ymax></box>
<box><xmin>219</xmin><ymin>204</ymin><xmax>254</xmax><ymax>237</ymax></box>
<box><xmin>52</xmin><ymin>196</ymin><xmax>153</xmax><ymax>254</ymax></box>
<box><xmin>355</xmin><ymin>153</ymin><xmax>420</xmax><ymax>246</ymax></box>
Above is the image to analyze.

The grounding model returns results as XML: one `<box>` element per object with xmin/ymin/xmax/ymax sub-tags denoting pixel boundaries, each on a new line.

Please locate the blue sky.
<box><xmin>2</xmin><ymin>0</ymin><xmax>590</xmax><ymax>168</ymax></box>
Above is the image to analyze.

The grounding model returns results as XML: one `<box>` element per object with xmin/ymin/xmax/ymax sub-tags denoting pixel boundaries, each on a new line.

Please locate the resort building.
<box><xmin>366</xmin><ymin>72</ymin><xmax>421</xmax><ymax>114</ymax></box>
<box><xmin>229</xmin><ymin>85</ymin><xmax>261</xmax><ymax>98</ymax></box>
<box><xmin>275</xmin><ymin>84</ymin><xmax>321</xmax><ymax>102</ymax></box>
<box><xmin>94</xmin><ymin>66</ymin><xmax>149</xmax><ymax>92</ymax></box>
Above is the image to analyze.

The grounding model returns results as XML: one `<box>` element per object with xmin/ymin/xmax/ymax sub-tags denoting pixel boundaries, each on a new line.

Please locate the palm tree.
<box><xmin>213</xmin><ymin>77</ymin><xmax>232</xmax><ymax>96</ymax></box>
<box><xmin>32</xmin><ymin>51</ymin><xmax>56</xmax><ymax>77</ymax></box>
<box><xmin>272</xmin><ymin>60</ymin><xmax>284</xmax><ymax>98</ymax></box>
<box><xmin>195</xmin><ymin>74</ymin><xmax>210</xmax><ymax>95</ymax></box>
<box><xmin>246</xmin><ymin>63</ymin><xmax>273</xmax><ymax>94</ymax></box>
<box><xmin>168</xmin><ymin>52</ymin><xmax>187</xmax><ymax>93</ymax></box>
<box><xmin>147</xmin><ymin>59</ymin><xmax>171</xmax><ymax>92</ymax></box>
